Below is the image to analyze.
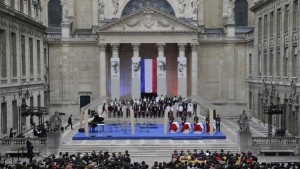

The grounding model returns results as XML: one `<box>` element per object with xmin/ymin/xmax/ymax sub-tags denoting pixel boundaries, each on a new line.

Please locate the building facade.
<box><xmin>249</xmin><ymin>0</ymin><xmax>300</xmax><ymax>136</ymax></box>
<box><xmin>45</xmin><ymin>0</ymin><xmax>255</xmax><ymax>118</ymax></box>
<box><xmin>0</xmin><ymin>0</ymin><xmax>48</xmax><ymax>137</ymax></box>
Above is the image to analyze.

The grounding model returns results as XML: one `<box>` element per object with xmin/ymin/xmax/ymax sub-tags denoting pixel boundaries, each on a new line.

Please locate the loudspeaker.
<box><xmin>78</xmin><ymin>128</ymin><xmax>84</xmax><ymax>132</ymax></box>
<box><xmin>91</xmin><ymin>134</ymin><xmax>96</xmax><ymax>137</ymax></box>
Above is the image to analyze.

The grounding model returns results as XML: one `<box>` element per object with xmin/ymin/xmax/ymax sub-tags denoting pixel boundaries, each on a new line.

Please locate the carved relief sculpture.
<box><xmin>191</xmin><ymin>0</ymin><xmax>198</xmax><ymax>14</ymax></box>
<box><xmin>112</xmin><ymin>0</ymin><xmax>119</xmax><ymax>15</ymax></box>
<box><xmin>99</xmin><ymin>0</ymin><xmax>105</xmax><ymax>16</ymax></box>
<box><xmin>227</xmin><ymin>0</ymin><xmax>235</xmax><ymax>21</ymax></box>
<box><xmin>61</xmin><ymin>0</ymin><xmax>68</xmax><ymax>20</ymax></box>
<box><xmin>178</xmin><ymin>0</ymin><xmax>186</xmax><ymax>14</ymax></box>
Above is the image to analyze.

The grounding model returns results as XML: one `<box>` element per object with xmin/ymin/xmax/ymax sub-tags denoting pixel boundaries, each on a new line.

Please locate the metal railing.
<box><xmin>0</xmin><ymin>138</ymin><xmax>47</xmax><ymax>146</ymax></box>
<box><xmin>253</xmin><ymin>137</ymin><xmax>299</xmax><ymax>145</ymax></box>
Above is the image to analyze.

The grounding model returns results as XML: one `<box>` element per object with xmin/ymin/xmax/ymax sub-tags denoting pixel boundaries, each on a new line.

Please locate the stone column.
<box><xmin>131</xmin><ymin>43</ymin><xmax>141</xmax><ymax>100</ymax></box>
<box><xmin>191</xmin><ymin>43</ymin><xmax>198</xmax><ymax>96</ymax></box>
<box><xmin>40</xmin><ymin>40</ymin><xmax>44</xmax><ymax>81</ymax></box>
<box><xmin>33</xmin><ymin>39</ymin><xmax>38</xmax><ymax>81</ymax></box>
<box><xmin>157</xmin><ymin>43</ymin><xmax>167</xmax><ymax>97</ymax></box>
<box><xmin>111</xmin><ymin>43</ymin><xmax>120</xmax><ymax>100</ymax></box>
<box><xmin>178</xmin><ymin>43</ymin><xmax>187</xmax><ymax>98</ymax></box>
<box><xmin>25</xmin><ymin>35</ymin><xmax>30</xmax><ymax>82</ymax></box>
<box><xmin>5</xmin><ymin>28</ymin><xmax>11</xmax><ymax>83</ymax></box>
<box><xmin>226</xmin><ymin>43</ymin><xmax>235</xmax><ymax>100</ymax></box>
<box><xmin>99</xmin><ymin>43</ymin><xmax>107</xmax><ymax>97</ymax></box>
<box><xmin>198</xmin><ymin>0</ymin><xmax>204</xmax><ymax>28</ymax></box>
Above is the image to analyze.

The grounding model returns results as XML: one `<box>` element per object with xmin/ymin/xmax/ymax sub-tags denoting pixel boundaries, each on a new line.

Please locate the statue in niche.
<box><xmin>178</xmin><ymin>0</ymin><xmax>186</xmax><ymax>14</ymax></box>
<box><xmin>237</xmin><ymin>110</ymin><xmax>250</xmax><ymax>131</ymax></box>
<box><xmin>112</xmin><ymin>0</ymin><xmax>119</xmax><ymax>15</ymax></box>
<box><xmin>191</xmin><ymin>0</ymin><xmax>198</xmax><ymax>14</ymax></box>
<box><xmin>99</xmin><ymin>0</ymin><xmax>105</xmax><ymax>16</ymax></box>
<box><xmin>227</xmin><ymin>0</ymin><xmax>235</xmax><ymax>21</ymax></box>
<box><xmin>61</xmin><ymin>0</ymin><xmax>68</xmax><ymax>20</ymax></box>
<box><xmin>48</xmin><ymin>112</ymin><xmax>62</xmax><ymax>133</ymax></box>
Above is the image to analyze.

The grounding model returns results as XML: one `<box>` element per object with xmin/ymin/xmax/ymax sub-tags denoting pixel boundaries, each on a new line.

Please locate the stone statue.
<box><xmin>178</xmin><ymin>0</ymin><xmax>186</xmax><ymax>14</ymax></box>
<box><xmin>237</xmin><ymin>110</ymin><xmax>249</xmax><ymax>131</ymax></box>
<box><xmin>112</xmin><ymin>0</ymin><xmax>119</xmax><ymax>15</ymax></box>
<box><xmin>48</xmin><ymin>112</ymin><xmax>62</xmax><ymax>133</ymax></box>
<box><xmin>191</xmin><ymin>0</ymin><xmax>198</xmax><ymax>14</ymax></box>
<box><xmin>227</xmin><ymin>1</ymin><xmax>235</xmax><ymax>21</ymax></box>
<box><xmin>62</xmin><ymin>0</ymin><xmax>68</xmax><ymax>20</ymax></box>
<box><xmin>99</xmin><ymin>0</ymin><xmax>105</xmax><ymax>16</ymax></box>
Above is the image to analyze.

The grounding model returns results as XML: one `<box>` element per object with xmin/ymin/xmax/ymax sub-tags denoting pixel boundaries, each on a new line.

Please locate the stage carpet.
<box><xmin>72</xmin><ymin>124</ymin><xmax>226</xmax><ymax>140</ymax></box>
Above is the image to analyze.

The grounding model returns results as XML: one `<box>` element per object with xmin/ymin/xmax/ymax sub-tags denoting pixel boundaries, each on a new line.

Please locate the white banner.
<box><xmin>178</xmin><ymin>57</ymin><xmax>187</xmax><ymax>77</ymax></box>
<box><xmin>111</xmin><ymin>57</ymin><xmax>120</xmax><ymax>78</ymax></box>
<box><xmin>132</xmin><ymin>57</ymin><xmax>141</xmax><ymax>78</ymax></box>
<box><xmin>157</xmin><ymin>56</ymin><xmax>166</xmax><ymax>77</ymax></box>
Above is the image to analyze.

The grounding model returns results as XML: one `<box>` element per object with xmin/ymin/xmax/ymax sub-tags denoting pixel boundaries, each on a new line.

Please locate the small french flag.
<box><xmin>141</xmin><ymin>59</ymin><xmax>157</xmax><ymax>93</ymax></box>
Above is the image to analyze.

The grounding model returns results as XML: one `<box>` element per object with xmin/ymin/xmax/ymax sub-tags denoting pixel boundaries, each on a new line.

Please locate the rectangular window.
<box><xmin>293</xmin><ymin>1</ymin><xmax>298</xmax><ymax>30</ymax></box>
<box><xmin>258</xmin><ymin>52</ymin><xmax>262</xmax><ymax>75</ymax></box>
<box><xmin>277</xmin><ymin>9</ymin><xmax>281</xmax><ymax>35</ymax></box>
<box><xmin>21</xmin><ymin>36</ymin><xmax>26</xmax><ymax>76</ymax></box>
<box><xmin>249</xmin><ymin>54</ymin><xmax>252</xmax><ymax>75</ymax></box>
<box><xmin>28</xmin><ymin>0</ymin><xmax>32</xmax><ymax>16</ymax></box>
<box><xmin>0</xmin><ymin>30</ymin><xmax>6</xmax><ymax>78</ymax></box>
<box><xmin>10</xmin><ymin>0</ymin><xmax>15</xmax><ymax>8</ymax></box>
<box><xmin>284</xmin><ymin>5</ymin><xmax>289</xmax><ymax>33</ymax></box>
<box><xmin>292</xmin><ymin>46</ymin><xmax>298</xmax><ymax>76</ymax></box>
<box><xmin>38</xmin><ymin>95</ymin><xmax>41</xmax><ymax>107</ymax></box>
<box><xmin>270</xmin><ymin>12</ymin><xmax>274</xmax><ymax>37</ymax></box>
<box><xmin>1</xmin><ymin>102</ymin><xmax>7</xmax><ymax>135</ymax></box>
<box><xmin>20</xmin><ymin>0</ymin><xmax>24</xmax><ymax>13</ymax></box>
<box><xmin>29</xmin><ymin>38</ymin><xmax>33</xmax><ymax>75</ymax></box>
<box><xmin>44</xmin><ymin>48</ymin><xmax>47</xmax><ymax>66</ymax></box>
<box><xmin>22</xmin><ymin>99</ymin><xmax>26</xmax><ymax>126</ymax></box>
<box><xmin>269</xmin><ymin>50</ymin><xmax>273</xmax><ymax>76</ymax></box>
<box><xmin>276</xmin><ymin>49</ymin><xmax>280</xmax><ymax>76</ymax></box>
<box><xmin>264</xmin><ymin>15</ymin><xmax>268</xmax><ymax>38</ymax></box>
<box><xmin>11</xmin><ymin>32</ymin><xmax>17</xmax><ymax>77</ymax></box>
<box><xmin>249</xmin><ymin>92</ymin><xmax>252</xmax><ymax>110</ymax></box>
<box><xmin>37</xmin><ymin>40</ymin><xmax>41</xmax><ymax>76</ymax></box>
<box><xmin>258</xmin><ymin>17</ymin><xmax>262</xmax><ymax>41</ymax></box>
<box><xmin>12</xmin><ymin>100</ymin><xmax>18</xmax><ymax>130</ymax></box>
<box><xmin>263</xmin><ymin>51</ymin><xmax>267</xmax><ymax>75</ymax></box>
<box><xmin>283</xmin><ymin>47</ymin><xmax>288</xmax><ymax>76</ymax></box>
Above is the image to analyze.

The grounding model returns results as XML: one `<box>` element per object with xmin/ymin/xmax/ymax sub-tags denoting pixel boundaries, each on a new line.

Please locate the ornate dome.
<box><xmin>122</xmin><ymin>0</ymin><xmax>175</xmax><ymax>16</ymax></box>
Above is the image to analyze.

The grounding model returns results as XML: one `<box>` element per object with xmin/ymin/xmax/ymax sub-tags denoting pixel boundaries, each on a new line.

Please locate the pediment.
<box><xmin>98</xmin><ymin>8</ymin><xmax>199</xmax><ymax>33</ymax></box>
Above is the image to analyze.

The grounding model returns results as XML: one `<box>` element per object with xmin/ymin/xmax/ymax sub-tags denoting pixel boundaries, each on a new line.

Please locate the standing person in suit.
<box><xmin>26</xmin><ymin>137</ymin><xmax>34</xmax><ymax>162</ymax></box>
<box><xmin>193</xmin><ymin>101</ymin><xmax>198</xmax><ymax>115</ymax></box>
<box><xmin>215</xmin><ymin>115</ymin><xmax>221</xmax><ymax>132</ymax></box>
<box><xmin>65</xmin><ymin>115</ymin><xmax>73</xmax><ymax>130</ymax></box>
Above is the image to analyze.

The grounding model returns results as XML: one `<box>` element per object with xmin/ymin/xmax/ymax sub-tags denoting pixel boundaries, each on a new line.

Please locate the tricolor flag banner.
<box><xmin>141</xmin><ymin>59</ymin><xmax>157</xmax><ymax>93</ymax></box>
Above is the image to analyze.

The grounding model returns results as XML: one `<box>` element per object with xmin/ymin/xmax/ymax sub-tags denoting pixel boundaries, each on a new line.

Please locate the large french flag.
<box><xmin>141</xmin><ymin>59</ymin><xmax>157</xmax><ymax>93</ymax></box>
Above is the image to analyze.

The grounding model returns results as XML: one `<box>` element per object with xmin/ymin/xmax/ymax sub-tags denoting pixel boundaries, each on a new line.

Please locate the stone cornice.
<box><xmin>97</xmin><ymin>7</ymin><xmax>199</xmax><ymax>34</ymax></box>
<box><xmin>0</xmin><ymin>2</ymin><xmax>46</xmax><ymax>30</ymax></box>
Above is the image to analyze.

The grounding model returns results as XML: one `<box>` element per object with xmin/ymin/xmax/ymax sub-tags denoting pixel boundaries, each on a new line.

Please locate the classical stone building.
<box><xmin>0</xmin><ymin>0</ymin><xmax>48</xmax><ymax>137</ymax></box>
<box><xmin>45</xmin><ymin>0</ymin><xmax>255</xmax><ymax>118</ymax></box>
<box><xmin>248</xmin><ymin>0</ymin><xmax>300</xmax><ymax>137</ymax></box>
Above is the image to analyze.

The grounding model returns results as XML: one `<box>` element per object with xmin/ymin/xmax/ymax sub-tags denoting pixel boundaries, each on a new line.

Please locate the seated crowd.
<box><xmin>1</xmin><ymin>150</ymin><xmax>299</xmax><ymax>169</ymax></box>
<box><xmin>103</xmin><ymin>96</ymin><xmax>197</xmax><ymax>118</ymax></box>
<box><xmin>0</xmin><ymin>150</ymin><xmax>148</xmax><ymax>169</ymax></box>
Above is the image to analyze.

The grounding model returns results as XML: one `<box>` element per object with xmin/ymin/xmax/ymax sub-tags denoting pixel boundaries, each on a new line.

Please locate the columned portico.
<box><xmin>97</xmin><ymin>8</ymin><xmax>199</xmax><ymax>99</ymax></box>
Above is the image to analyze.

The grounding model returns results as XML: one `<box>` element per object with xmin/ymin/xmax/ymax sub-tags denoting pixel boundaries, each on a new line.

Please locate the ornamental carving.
<box><xmin>122</xmin><ymin>0</ymin><xmax>175</xmax><ymax>16</ymax></box>
<box><xmin>125</xmin><ymin>17</ymin><xmax>141</xmax><ymax>27</ymax></box>
<box><xmin>142</xmin><ymin>12</ymin><xmax>155</xmax><ymax>29</ymax></box>
<box><xmin>157</xmin><ymin>17</ymin><xmax>171</xmax><ymax>27</ymax></box>
<box><xmin>112</xmin><ymin>0</ymin><xmax>119</xmax><ymax>15</ymax></box>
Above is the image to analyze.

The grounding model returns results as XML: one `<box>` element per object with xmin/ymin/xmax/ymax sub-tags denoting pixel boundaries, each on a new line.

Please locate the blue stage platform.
<box><xmin>72</xmin><ymin>124</ymin><xmax>226</xmax><ymax>140</ymax></box>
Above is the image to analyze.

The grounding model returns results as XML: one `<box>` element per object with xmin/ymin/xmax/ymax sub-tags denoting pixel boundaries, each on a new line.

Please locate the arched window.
<box><xmin>234</xmin><ymin>0</ymin><xmax>248</xmax><ymax>26</ymax></box>
<box><xmin>122</xmin><ymin>0</ymin><xmax>175</xmax><ymax>16</ymax></box>
<box><xmin>48</xmin><ymin>0</ymin><xmax>62</xmax><ymax>27</ymax></box>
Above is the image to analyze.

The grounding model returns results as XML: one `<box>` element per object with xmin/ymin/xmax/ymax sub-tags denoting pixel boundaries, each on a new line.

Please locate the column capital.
<box><xmin>132</xmin><ymin>43</ymin><xmax>140</xmax><ymax>51</ymax></box>
<box><xmin>98</xmin><ymin>43</ymin><xmax>107</xmax><ymax>51</ymax></box>
<box><xmin>111</xmin><ymin>43</ymin><xmax>119</xmax><ymax>52</ymax></box>
<box><xmin>191</xmin><ymin>43</ymin><xmax>199</xmax><ymax>51</ymax></box>
<box><xmin>157</xmin><ymin>43</ymin><xmax>165</xmax><ymax>51</ymax></box>
<box><xmin>178</xmin><ymin>43</ymin><xmax>187</xmax><ymax>50</ymax></box>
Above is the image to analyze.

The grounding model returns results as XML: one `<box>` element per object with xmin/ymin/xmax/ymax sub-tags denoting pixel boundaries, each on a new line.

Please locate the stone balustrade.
<box><xmin>253</xmin><ymin>137</ymin><xmax>299</xmax><ymax>145</ymax></box>
<box><xmin>0</xmin><ymin>138</ymin><xmax>47</xmax><ymax>146</ymax></box>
